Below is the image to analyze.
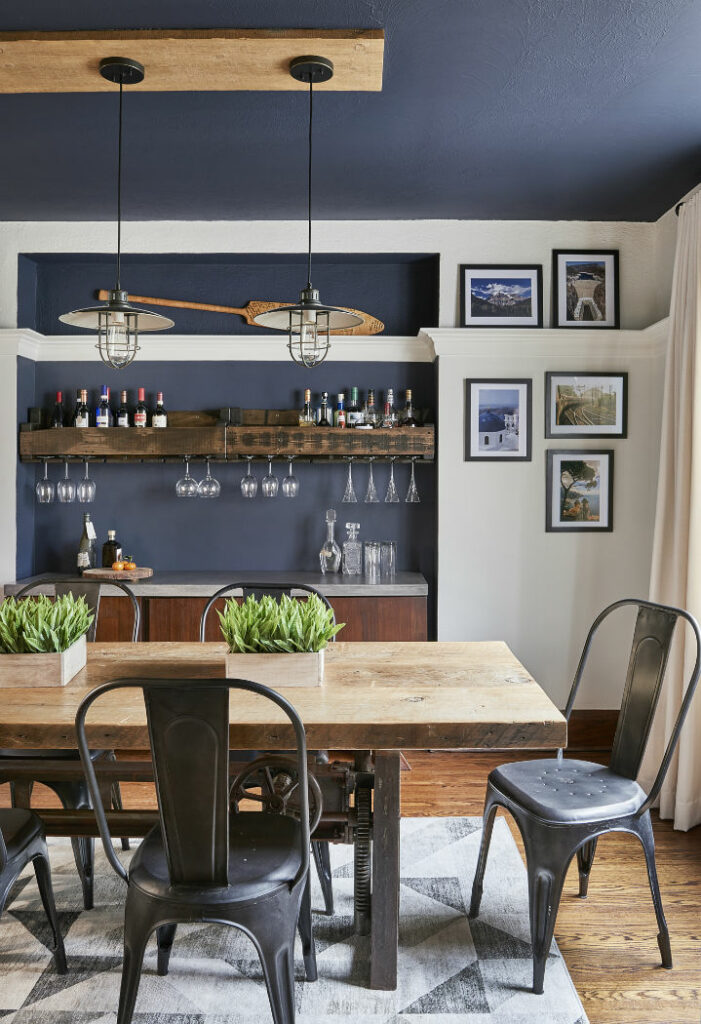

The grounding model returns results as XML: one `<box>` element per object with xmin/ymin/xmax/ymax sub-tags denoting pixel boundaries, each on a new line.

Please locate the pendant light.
<box><xmin>253</xmin><ymin>56</ymin><xmax>363</xmax><ymax>367</ymax></box>
<box><xmin>59</xmin><ymin>57</ymin><xmax>173</xmax><ymax>368</ymax></box>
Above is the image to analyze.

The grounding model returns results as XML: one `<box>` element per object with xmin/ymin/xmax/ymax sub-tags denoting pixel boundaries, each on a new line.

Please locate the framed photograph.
<box><xmin>460</xmin><ymin>264</ymin><xmax>543</xmax><ymax>328</ymax></box>
<box><xmin>465</xmin><ymin>379</ymin><xmax>532</xmax><ymax>461</ymax></box>
<box><xmin>545</xmin><ymin>372</ymin><xmax>628</xmax><ymax>438</ymax></box>
<box><xmin>552</xmin><ymin>250</ymin><xmax>619</xmax><ymax>328</ymax></box>
<box><xmin>546</xmin><ymin>450</ymin><xmax>614</xmax><ymax>532</ymax></box>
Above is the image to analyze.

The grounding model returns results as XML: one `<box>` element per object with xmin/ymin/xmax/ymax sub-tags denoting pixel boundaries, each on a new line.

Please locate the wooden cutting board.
<box><xmin>82</xmin><ymin>567</ymin><xmax>153</xmax><ymax>581</ymax></box>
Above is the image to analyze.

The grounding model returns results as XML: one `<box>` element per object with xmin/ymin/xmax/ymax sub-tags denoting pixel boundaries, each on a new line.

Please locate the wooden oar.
<box><xmin>96</xmin><ymin>290</ymin><xmax>384</xmax><ymax>335</ymax></box>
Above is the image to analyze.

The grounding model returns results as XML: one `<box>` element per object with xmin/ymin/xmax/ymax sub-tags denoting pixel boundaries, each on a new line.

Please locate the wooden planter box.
<box><xmin>225</xmin><ymin>649</ymin><xmax>324</xmax><ymax>687</ymax></box>
<box><xmin>0</xmin><ymin>634</ymin><xmax>87</xmax><ymax>688</ymax></box>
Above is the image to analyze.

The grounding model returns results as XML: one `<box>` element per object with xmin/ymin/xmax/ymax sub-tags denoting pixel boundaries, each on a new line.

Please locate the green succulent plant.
<box><xmin>0</xmin><ymin>594</ymin><xmax>94</xmax><ymax>654</ymax></box>
<box><xmin>218</xmin><ymin>593</ymin><xmax>344</xmax><ymax>654</ymax></box>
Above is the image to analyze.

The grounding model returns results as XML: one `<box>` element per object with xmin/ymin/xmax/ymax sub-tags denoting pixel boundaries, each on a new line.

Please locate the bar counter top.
<box><xmin>3</xmin><ymin>570</ymin><xmax>428</xmax><ymax>599</ymax></box>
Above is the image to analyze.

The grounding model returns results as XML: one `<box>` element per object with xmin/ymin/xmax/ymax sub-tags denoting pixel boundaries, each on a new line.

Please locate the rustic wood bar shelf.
<box><xmin>19</xmin><ymin>425</ymin><xmax>435</xmax><ymax>462</ymax></box>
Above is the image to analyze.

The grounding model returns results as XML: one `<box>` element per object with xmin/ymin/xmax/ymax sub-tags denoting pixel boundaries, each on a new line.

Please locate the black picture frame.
<box><xmin>546</xmin><ymin>449</ymin><xmax>614</xmax><ymax>532</ymax></box>
<box><xmin>465</xmin><ymin>378</ymin><xmax>533</xmax><ymax>461</ymax></box>
<box><xmin>552</xmin><ymin>249</ymin><xmax>620</xmax><ymax>329</ymax></box>
<box><xmin>459</xmin><ymin>264</ymin><xmax>543</xmax><ymax>328</ymax></box>
<box><xmin>545</xmin><ymin>371</ymin><xmax>628</xmax><ymax>439</ymax></box>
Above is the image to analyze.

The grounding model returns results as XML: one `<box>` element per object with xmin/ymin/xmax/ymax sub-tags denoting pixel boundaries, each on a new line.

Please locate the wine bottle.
<box><xmin>117</xmin><ymin>390</ymin><xmax>130</xmax><ymax>427</ymax></box>
<box><xmin>317</xmin><ymin>392</ymin><xmax>331</xmax><ymax>427</ymax></box>
<box><xmin>346</xmin><ymin>386</ymin><xmax>364</xmax><ymax>428</ymax></box>
<box><xmin>401</xmin><ymin>388</ymin><xmax>419</xmax><ymax>427</ymax></box>
<box><xmin>134</xmin><ymin>387</ymin><xmax>148</xmax><ymax>428</ymax></box>
<box><xmin>96</xmin><ymin>386</ymin><xmax>111</xmax><ymax>428</ymax></box>
<box><xmin>73</xmin><ymin>389</ymin><xmax>90</xmax><ymax>428</ymax></box>
<box><xmin>77</xmin><ymin>513</ymin><xmax>97</xmax><ymax>572</ymax></box>
<box><xmin>101</xmin><ymin>529</ymin><xmax>123</xmax><ymax>568</ymax></box>
<box><xmin>50</xmin><ymin>391</ymin><xmax>64</xmax><ymax>428</ymax></box>
<box><xmin>151</xmin><ymin>391</ymin><xmax>168</xmax><ymax>428</ymax></box>
<box><xmin>298</xmin><ymin>388</ymin><xmax>315</xmax><ymax>427</ymax></box>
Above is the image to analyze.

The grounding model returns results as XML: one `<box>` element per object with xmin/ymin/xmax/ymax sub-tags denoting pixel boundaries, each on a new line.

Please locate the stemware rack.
<box><xmin>19</xmin><ymin>409</ymin><xmax>435</xmax><ymax>463</ymax></box>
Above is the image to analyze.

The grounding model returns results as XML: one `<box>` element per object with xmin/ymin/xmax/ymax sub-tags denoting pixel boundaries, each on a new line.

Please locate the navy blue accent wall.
<box><xmin>22</xmin><ymin>359</ymin><xmax>437</xmax><ymax>631</ymax></box>
<box><xmin>20</xmin><ymin>253</ymin><xmax>439</xmax><ymax>338</ymax></box>
<box><xmin>16</xmin><ymin>356</ymin><xmax>36</xmax><ymax>579</ymax></box>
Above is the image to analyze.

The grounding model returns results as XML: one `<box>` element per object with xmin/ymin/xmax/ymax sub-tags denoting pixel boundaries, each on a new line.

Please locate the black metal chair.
<box><xmin>0</xmin><ymin>576</ymin><xmax>140</xmax><ymax>909</ymax></box>
<box><xmin>200</xmin><ymin>581</ymin><xmax>336</xmax><ymax>916</ymax></box>
<box><xmin>76</xmin><ymin>676</ymin><xmax>317</xmax><ymax>1024</ymax></box>
<box><xmin>469</xmin><ymin>598</ymin><xmax>701</xmax><ymax>995</ymax></box>
<box><xmin>0</xmin><ymin>807</ymin><xmax>67</xmax><ymax>975</ymax></box>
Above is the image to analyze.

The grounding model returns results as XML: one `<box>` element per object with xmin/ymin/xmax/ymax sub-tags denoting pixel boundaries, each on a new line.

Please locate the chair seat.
<box><xmin>0</xmin><ymin>808</ymin><xmax>43</xmax><ymax>859</ymax></box>
<box><xmin>490</xmin><ymin>758</ymin><xmax>647</xmax><ymax>823</ymax></box>
<box><xmin>130</xmin><ymin>813</ymin><xmax>304</xmax><ymax>904</ymax></box>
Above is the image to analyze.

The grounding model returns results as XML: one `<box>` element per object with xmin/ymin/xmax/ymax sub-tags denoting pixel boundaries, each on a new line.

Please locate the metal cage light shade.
<box><xmin>58</xmin><ymin>58</ymin><xmax>173</xmax><ymax>369</ymax></box>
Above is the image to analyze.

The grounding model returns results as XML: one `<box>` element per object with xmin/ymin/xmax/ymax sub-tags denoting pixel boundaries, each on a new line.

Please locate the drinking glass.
<box><xmin>405</xmin><ymin>459</ymin><xmax>420</xmax><ymax>503</ymax></box>
<box><xmin>198</xmin><ymin>459</ymin><xmax>221</xmax><ymax>498</ymax></box>
<box><xmin>282</xmin><ymin>459</ymin><xmax>299</xmax><ymax>498</ymax></box>
<box><xmin>342</xmin><ymin>458</ymin><xmax>358</xmax><ymax>503</ymax></box>
<box><xmin>364</xmin><ymin>459</ymin><xmax>379</xmax><ymax>503</ymax></box>
<box><xmin>56</xmin><ymin>460</ymin><xmax>76</xmax><ymax>503</ymax></box>
<box><xmin>35</xmin><ymin>460</ymin><xmax>54</xmax><ymax>504</ymax></box>
<box><xmin>240</xmin><ymin>457</ymin><xmax>258</xmax><ymax>499</ymax></box>
<box><xmin>77</xmin><ymin>460</ymin><xmax>96</xmax><ymax>503</ymax></box>
<box><xmin>175</xmin><ymin>458</ymin><xmax>199</xmax><ymax>498</ymax></box>
<box><xmin>262</xmin><ymin>457</ymin><xmax>279</xmax><ymax>498</ymax></box>
<box><xmin>380</xmin><ymin>541</ymin><xmax>397</xmax><ymax>578</ymax></box>
<box><xmin>384</xmin><ymin>458</ymin><xmax>400</xmax><ymax>503</ymax></box>
<box><xmin>363</xmin><ymin>540</ymin><xmax>381</xmax><ymax>580</ymax></box>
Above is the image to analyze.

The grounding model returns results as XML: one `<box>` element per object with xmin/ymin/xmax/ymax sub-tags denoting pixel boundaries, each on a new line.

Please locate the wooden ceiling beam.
<box><xmin>0</xmin><ymin>29</ymin><xmax>384</xmax><ymax>93</ymax></box>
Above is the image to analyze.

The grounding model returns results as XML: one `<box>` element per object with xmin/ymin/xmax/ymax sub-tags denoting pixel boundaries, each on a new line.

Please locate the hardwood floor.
<box><xmin>2</xmin><ymin>749</ymin><xmax>699</xmax><ymax>1023</ymax></box>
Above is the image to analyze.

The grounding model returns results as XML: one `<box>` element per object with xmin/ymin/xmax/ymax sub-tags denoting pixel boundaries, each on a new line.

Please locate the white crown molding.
<box><xmin>420</xmin><ymin>317</ymin><xmax>669</xmax><ymax>361</ymax></box>
<box><xmin>0</xmin><ymin>330</ymin><xmax>434</xmax><ymax>363</ymax></box>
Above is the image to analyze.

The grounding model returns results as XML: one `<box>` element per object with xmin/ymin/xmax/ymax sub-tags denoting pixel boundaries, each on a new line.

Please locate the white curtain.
<box><xmin>640</xmin><ymin>192</ymin><xmax>701</xmax><ymax>831</ymax></box>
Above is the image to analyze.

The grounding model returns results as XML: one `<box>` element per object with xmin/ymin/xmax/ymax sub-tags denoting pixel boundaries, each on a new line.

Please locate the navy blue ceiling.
<box><xmin>1</xmin><ymin>0</ymin><xmax>699</xmax><ymax>222</ymax></box>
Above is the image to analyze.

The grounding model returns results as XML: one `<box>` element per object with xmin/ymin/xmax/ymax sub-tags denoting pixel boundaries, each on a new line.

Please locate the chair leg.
<box><xmin>312</xmin><ymin>841</ymin><xmax>334</xmax><ymax>916</ymax></box>
<box><xmin>576</xmin><ymin>838</ymin><xmax>598</xmax><ymax>898</ymax></box>
<box><xmin>525</xmin><ymin>841</ymin><xmax>570</xmax><ymax>995</ymax></box>
<box><xmin>156</xmin><ymin>923</ymin><xmax>177</xmax><ymax>976</ymax></box>
<box><xmin>636</xmin><ymin>812</ymin><xmax>672</xmax><ymax>968</ymax></box>
<box><xmin>469</xmin><ymin>791</ymin><xmax>499</xmax><ymax>918</ymax></box>
<box><xmin>256</xmin><ymin>927</ymin><xmax>297</xmax><ymax>1024</ymax></box>
<box><xmin>117</xmin><ymin>896</ymin><xmax>154</xmax><ymax>1024</ymax></box>
<box><xmin>297</xmin><ymin>874</ymin><xmax>318</xmax><ymax>982</ymax></box>
<box><xmin>104</xmin><ymin>751</ymin><xmax>130</xmax><ymax>851</ymax></box>
<box><xmin>70</xmin><ymin>836</ymin><xmax>94</xmax><ymax>911</ymax></box>
<box><xmin>33</xmin><ymin>853</ymin><xmax>67</xmax><ymax>975</ymax></box>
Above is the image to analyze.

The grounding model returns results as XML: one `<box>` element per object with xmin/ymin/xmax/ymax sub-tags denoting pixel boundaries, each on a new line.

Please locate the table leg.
<box><xmin>370</xmin><ymin>749</ymin><xmax>401</xmax><ymax>991</ymax></box>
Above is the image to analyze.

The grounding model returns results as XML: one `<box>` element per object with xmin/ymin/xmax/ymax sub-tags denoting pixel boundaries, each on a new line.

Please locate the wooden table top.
<box><xmin>0</xmin><ymin>641</ymin><xmax>566</xmax><ymax>751</ymax></box>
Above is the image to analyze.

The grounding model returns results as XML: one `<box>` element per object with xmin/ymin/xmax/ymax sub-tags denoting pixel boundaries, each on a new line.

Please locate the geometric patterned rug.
<box><xmin>0</xmin><ymin>817</ymin><xmax>588</xmax><ymax>1023</ymax></box>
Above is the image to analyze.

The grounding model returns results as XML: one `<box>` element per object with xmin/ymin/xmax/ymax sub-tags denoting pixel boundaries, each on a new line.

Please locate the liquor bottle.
<box><xmin>319</xmin><ymin>509</ymin><xmax>342</xmax><ymax>574</ymax></box>
<box><xmin>298</xmin><ymin>388</ymin><xmax>315</xmax><ymax>427</ymax></box>
<box><xmin>334</xmin><ymin>393</ymin><xmax>346</xmax><ymax>428</ymax></box>
<box><xmin>317</xmin><ymin>391</ymin><xmax>331</xmax><ymax>427</ymax></box>
<box><xmin>106</xmin><ymin>387</ymin><xmax>114</xmax><ymax>427</ymax></box>
<box><xmin>77</xmin><ymin>513</ymin><xmax>97</xmax><ymax>572</ymax></box>
<box><xmin>50</xmin><ymin>391</ymin><xmax>64</xmax><ymax>428</ymax></box>
<box><xmin>117</xmin><ymin>390</ymin><xmax>130</xmax><ymax>427</ymax></box>
<box><xmin>362</xmin><ymin>387</ymin><xmax>379</xmax><ymax>428</ymax></box>
<box><xmin>151</xmin><ymin>391</ymin><xmax>168</xmax><ymax>428</ymax></box>
<box><xmin>346</xmin><ymin>386</ymin><xmax>364</xmax><ymax>428</ymax></box>
<box><xmin>381</xmin><ymin>388</ymin><xmax>398</xmax><ymax>428</ymax></box>
<box><xmin>101</xmin><ymin>529</ymin><xmax>123</xmax><ymax>568</ymax></box>
<box><xmin>96</xmin><ymin>386</ymin><xmax>111</xmax><ymax>428</ymax></box>
<box><xmin>400</xmin><ymin>388</ymin><xmax>419</xmax><ymax>427</ymax></box>
<box><xmin>134</xmin><ymin>387</ymin><xmax>148</xmax><ymax>428</ymax></box>
<box><xmin>342</xmin><ymin>522</ymin><xmax>362</xmax><ymax>575</ymax></box>
<box><xmin>73</xmin><ymin>389</ymin><xmax>90</xmax><ymax>428</ymax></box>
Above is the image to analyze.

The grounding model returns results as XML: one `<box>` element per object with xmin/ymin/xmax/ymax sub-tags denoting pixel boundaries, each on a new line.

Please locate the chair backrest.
<box><xmin>75</xmin><ymin>676</ymin><xmax>310</xmax><ymax>890</ymax></box>
<box><xmin>564</xmin><ymin>598</ymin><xmax>701</xmax><ymax>814</ymax></box>
<box><xmin>199</xmin><ymin>581</ymin><xmax>336</xmax><ymax>643</ymax></box>
<box><xmin>14</xmin><ymin>575</ymin><xmax>140</xmax><ymax>642</ymax></box>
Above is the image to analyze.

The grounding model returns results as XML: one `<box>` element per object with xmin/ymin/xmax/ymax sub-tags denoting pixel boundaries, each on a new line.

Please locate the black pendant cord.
<box><xmin>115</xmin><ymin>77</ymin><xmax>124</xmax><ymax>292</ymax></box>
<box><xmin>306</xmin><ymin>76</ymin><xmax>313</xmax><ymax>291</ymax></box>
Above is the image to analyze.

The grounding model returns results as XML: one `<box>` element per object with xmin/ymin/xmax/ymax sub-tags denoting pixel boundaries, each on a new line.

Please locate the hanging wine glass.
<box><xmin>56</xmin><ymin>460</ymin><xmax>76</xmax><ymax>503</ymax></box>
<box><xmin>77</xmin><ymin>460</ymin><xmax>96</xmax><ymax>503</ymax></box>
<box><xmin>240</xmin><ymin>457</ymin><xmax>258</xmax><ymax>499</ymax></box>
<box><xmin>384</xmin><ymin>458</ymin><xmax>400</xmax><ymax>503</ymax></box>
<box><xmin>262</xmin><ymin>457</ymin><xmax>279</xmax><ymax>498</ymax></box>
<box><xmin>405</xmin><ymin>458</ymin><xmax>421</xmax><ymax>503</ymax></box>
<box><xmin>364</xmin><ymin>458</ymin><xmax>379</xmax><ymax>503</ymax></box>
<box><xmin>342</xmin><ymin>458</ymin><xmax>358</xmax><ymax>503</ymax></box>
<box><xmin>198</xmin><ymin>458</ymin><xmax>221</xmax><ymax>498</ymax></box>
<box><xmin>175</xmin><ymin>457</ymin><xmax>199</xmax><ymax>498</ymax></box>
<box><xmin>282</xmin><ymin>458</ymin><xmax>299</xmax><ymax>498</ymax></box>
<box><xmin>35</xmin><ymin>460</ymin><xmax>55</xmax><ymax>504</ymax></box>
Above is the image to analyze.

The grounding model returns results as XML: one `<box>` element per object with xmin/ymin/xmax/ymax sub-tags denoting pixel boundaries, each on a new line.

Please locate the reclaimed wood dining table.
<box><xmin>0</xmin><ymin>640</ymin><xmax>566</xmax><ymax>990</ymax></box>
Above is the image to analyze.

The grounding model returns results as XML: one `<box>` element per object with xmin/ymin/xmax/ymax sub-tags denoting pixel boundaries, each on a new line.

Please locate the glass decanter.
<box><xmin>342</xmin><ymin>522</ymin><xmax>362</xmax><ymax>576</ymax></box>
<box><xmin>319</xmin><ymin>509</ymin><xmax>341</xmax><ymax>574</ymax></box>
